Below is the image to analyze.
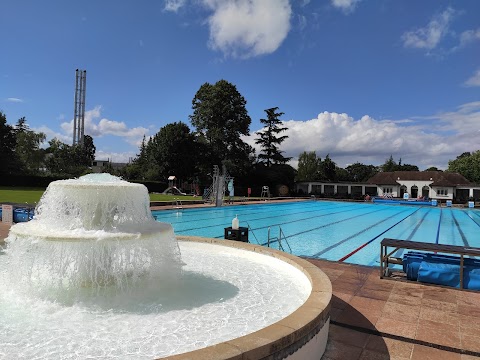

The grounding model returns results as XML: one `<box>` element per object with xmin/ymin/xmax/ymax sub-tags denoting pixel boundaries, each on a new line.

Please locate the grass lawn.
<box><xmin>149</xmin><ymin>194</ymin><xmax>201</xmax><ymax>202</ymax></box>
<box><xmin>0</xmin><ymin>187</ymin><xmax>46</xmax><ymax>205</ymax></box>
<box><xmin>0</xmin><ymin>187</ymin><xmax>206</xmax><ymax>205</ymax></box>
<box><xmin>0</xmin><ymin>187</ymin><xmax>252</xmax><ymax>205</ymax></box>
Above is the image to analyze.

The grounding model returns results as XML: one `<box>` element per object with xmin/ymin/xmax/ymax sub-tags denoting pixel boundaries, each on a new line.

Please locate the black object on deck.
<box><xmin>224</xmin><ymin>227</ymin><xmax>249</xmax><ymax>242</ymax></box>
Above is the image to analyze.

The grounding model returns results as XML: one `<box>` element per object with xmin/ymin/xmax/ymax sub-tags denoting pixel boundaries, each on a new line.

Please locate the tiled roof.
<box><xmin>367</xmin><ymin>171</ymin><xmax>472</xmax><ymax>186</ymax></box>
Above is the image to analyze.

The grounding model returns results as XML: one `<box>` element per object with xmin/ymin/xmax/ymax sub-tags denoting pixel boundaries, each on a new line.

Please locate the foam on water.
<box><xmin>5</xmin><ymin>173</ymin><xmax>183</xmax><ymax>298</ymax></box>
<box><xmin>0</xmin><ymin>242</ymin><xmax>311</xmax><ymax>359</ymax></box>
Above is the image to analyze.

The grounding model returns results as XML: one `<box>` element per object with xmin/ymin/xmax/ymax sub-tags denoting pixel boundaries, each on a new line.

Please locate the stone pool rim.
<box><xmin>166</xmin><ymin>235</ymin><xmax>332</xmax><ymax>360</ymax></box>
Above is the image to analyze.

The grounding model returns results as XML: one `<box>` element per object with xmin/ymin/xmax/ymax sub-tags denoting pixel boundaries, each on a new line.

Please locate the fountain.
<box><xmin>0</xmin><ymin>174</ymin><xmax>331</xmax><ymax>359</ymax></box>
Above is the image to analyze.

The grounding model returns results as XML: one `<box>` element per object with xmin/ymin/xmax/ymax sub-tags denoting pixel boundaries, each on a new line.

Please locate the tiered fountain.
<box><xmin>0</xmin><ymin>174</ymin><xmax>331</xmax><ymax>359</ymax></box>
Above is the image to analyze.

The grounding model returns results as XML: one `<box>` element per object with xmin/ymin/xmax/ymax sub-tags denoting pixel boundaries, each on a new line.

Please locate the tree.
<box><xmin>346</xmin><ymin>162</ymin><xmax>378</xmax><ymax>182</ymax></box>
<box><xmin>425</xmin><ymin>166</ymin><xmax>441</xmax><ymax>172</ymax></box>
<box><xmin>81</xmin><ymin>135</ymin><xmax>96</xmax><ymax>166</ymax></box>
<box><xmin>296</xmin><ymin>151</ymin><xmax>322</xmax><ymax>181</ymax></box>
<box><xmin>397</xmin><ymin>163</ymin><xmax>419</xmax><ymax>171</ymax></box>
<box><xmin>448</xmin><ymin>150</ymin><xmax>480</xmax><ymax>183</ymax></box>
<box><xmin>335</xmin><ymin>167</ymin><xmax>350</xmax><ymax>182</ymax></box>
<box><xmin>0</xmin><ymin>111</ymin><xmax>21</xmax><ymax>175</ymax></box>
<box><xmin>190</xmin><ymin>79</ymin><xmax>253</xmax><ymax>174</ymax></box>
<box><xmin>322</xmin><ymin>154</ymin><xmax>337</xmax><ymax>181</ymax></box>
<box><xmin>44</xmin><ymin>138</ymin><xmax>90</xmax><ymax>176</ymax></box>
<box><xmin>14</xmin><ymin>117</ymin><xmax>47</xmax><ymax>173</ymax></box>
<box><xmin>255</xmin><ymin>107</ymin><xmax>290</xmax><ymax>167</ymax></box>
<box><xmin>382</xmin><ymin>155</ymin><xmax>397</xmax><ymax>172</ymax></box>
<box><xmin>381</xmin><ymin>155</ymin><xmax>419</xmax><ymax>172</ymax></box>
<box><xmin>125</xmin><ymin>135</ymin><xmax>149</xmax><ymax>179</ymax></box>
<box><xmin>147</xmin><ymin>122</ymin><xmax>198</xmax><ymax>181</ymax></box>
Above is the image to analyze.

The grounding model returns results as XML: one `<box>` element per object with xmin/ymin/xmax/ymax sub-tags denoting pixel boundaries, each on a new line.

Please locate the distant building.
<box><xmin>92</xmin><ymin>159</ymin><xmax>128</xmax><ymax>173</ymax></box>
<box><xmin>367</xmin><ymin>171</ymin><xmax>478</xmax><ymax>201</ymax></box>
<box><xmin>295</xmin><ymin>171</ymin><xmax>480</xmax><ymax>201</ymax></box>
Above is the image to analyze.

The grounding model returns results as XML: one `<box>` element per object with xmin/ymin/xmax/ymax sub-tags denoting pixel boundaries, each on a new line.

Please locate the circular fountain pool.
<box><xmin>0</xmin><ymin>174</ymin><xmax>331</xmax><ymax>359</ymax></box>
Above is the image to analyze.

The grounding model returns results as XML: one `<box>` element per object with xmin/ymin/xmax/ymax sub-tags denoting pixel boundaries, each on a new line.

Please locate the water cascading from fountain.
<box><xmin>4</xmin><ymin>173</ymin><xmax>183</xmax><ymax>301</ymax></box>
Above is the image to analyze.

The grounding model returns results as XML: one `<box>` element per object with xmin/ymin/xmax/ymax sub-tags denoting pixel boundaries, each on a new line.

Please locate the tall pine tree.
<box><xmin>255</xmin><ymin>107</ymin><xmax>291</xmax><ymax>167</ymax></box>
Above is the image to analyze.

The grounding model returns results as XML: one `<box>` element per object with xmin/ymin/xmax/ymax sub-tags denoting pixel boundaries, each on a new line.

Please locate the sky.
<box><xmin>1</xmin><ymin>0</ymin><xmax>479</xmax><ymax>171</ymax></box>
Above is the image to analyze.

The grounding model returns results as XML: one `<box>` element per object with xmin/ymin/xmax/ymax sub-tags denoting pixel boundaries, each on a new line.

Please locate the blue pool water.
<box><xmin>152</xmin><ymin>200</ymin><xmax>480</xmax><ymax>267</ymax></box>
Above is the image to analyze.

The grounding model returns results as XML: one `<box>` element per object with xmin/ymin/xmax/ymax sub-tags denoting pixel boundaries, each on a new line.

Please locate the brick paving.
<box><xmin>307</xmin><ymin>258</ymin><xmax>480</xmax><ymax>359</ymax></box>
<box><xmin>1</xmin><ymin>220</ymin><xmax>480</xmax><ymax>359</ymax></box>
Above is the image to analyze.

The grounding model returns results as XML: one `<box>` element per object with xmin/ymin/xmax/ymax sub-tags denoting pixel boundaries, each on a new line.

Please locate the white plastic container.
<box><xmin>232</xmin><ymin>215</ymin><xmax>239</xmax><ymax>230</ymax></box>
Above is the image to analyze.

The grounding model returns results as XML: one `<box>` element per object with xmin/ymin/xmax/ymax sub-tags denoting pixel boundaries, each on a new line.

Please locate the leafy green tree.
<box><xmin>222</xmin><ymin>140</ymin><xmax>256</xmax><ymax>179</ymax></box>
<box><xmin>252</xmin><ymin>163</ymin><xmax>297</xmax><ymax>196</ymax></box>
<box><xmin>296</xmin><ymin>151</ymin><xmax>322</xmax><ymax>181</ymax></box>
<box><xmin>335</xmin><ymin>167</ymin><xmax>350</xmax><ymax>182</ymax></box>
<box><xmin>126</xmin><ymin>135</ymin><xmax>149</xmax><ymax>179</ymax></box>
<box><xmin>322</xmin><ymin>154</ymin><xmax>337</xmax><ymax>181</ymax></box>
<box><xmin>448</xmin><ymin>150</ymin><xmax>480</xmax><ymax>183</ymax></box>
<box><xmin>190</xmin><ymin>79</ymin><xmax>253</xmax><ymax>174</ymax></box>
<box><xmin>425</xmin><ymin>166</ymin><xmax>441</xmax><ymax>172</ymax></box>
<box><xmin>44</xmin><ymin>138</ymin><xmax>90</xmax><ymax>176</ymax></box>
<box><xmin>346</xmin><ymin>162</ymin><xmax>378</xmax><ymax>182</ymax></box>
<box><xmin>0</xmin><ymin>111</ymin><xmax>21</xmax><ymax>175</ymax></box>
<box><xmin>255</xmin><ymin>107</ymin><xmax>290</xmax><ymax>167</ymax></box>
<box><xmin>397</xmin><ymin>163</ymin><xmax>419</xmax><ymax>171</ymax></box>
<box><xmin>381</xmin><ymin>155</ymin><xmax>419</xmax><ymax>172</ymax></box>
<box><xmin>382</xmin><ymin>155</ymin><xmax>397</xmax><ymax>172</ymax></box>
<box><xmin>15</xmin><ymin>120</ymin><xmax>46</xmax><ymax>173</ymax></box>
<box><xmin>147</xmin><ymin>122</ymin><xmax>198</xmax><ymax>181</ymax></box>
<box><xmin>81</xmin><ymin>135</ymin><xmax>96</xmax><ymax>166</ymax></box>
<box><xmin>457</xmin><ymin>152</ymin><xmax>471</xmax><ymax>159</ymax></box>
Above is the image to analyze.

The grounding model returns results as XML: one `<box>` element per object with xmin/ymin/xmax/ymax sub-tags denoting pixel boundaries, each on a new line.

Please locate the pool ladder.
<box><xmin>267</xmin><ymin>226</ymin><xmax>292</xmax><ymax>254</ymax></box>
<box><xmin>245</xmin><ymin>222</ymin><xmax>260</xmax><ymax>245</ymax></box>
<box><xmin>173</xmin><ymin>199</ymin><xmax>183</xmax><ymax>211</ymax></box>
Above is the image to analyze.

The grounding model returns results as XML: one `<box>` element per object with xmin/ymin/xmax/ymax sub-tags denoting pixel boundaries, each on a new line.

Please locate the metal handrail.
<box><xmin>173</xmin><ymin>199</ymin><xmax>183</xmax><ymax>210</ymax></box>
<box><xmin>279</xmin><ymin>227</ymin><xmax>292</xmax><ymax>253</ymax></box>
<box><xmin>265</xmin><ymin>226</ymin><xmax>292</xmax><ymax>254</ymax></box>
<box><xmin>245</xmin><ymin>222</ymin><xmax>260</xmax><ymax>245</ymax></box>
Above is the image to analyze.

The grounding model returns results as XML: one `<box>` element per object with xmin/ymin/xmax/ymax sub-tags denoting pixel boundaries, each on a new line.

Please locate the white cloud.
<box><xmin>331</xmin><ymin>0</ymin><xmax>361</xmax><ymax>14</ymax></box>
<box><xmin>164</xmin><ymin>0</ymin><xmax>187</xmax><ymax>12</ymax></box>
<box><xmin>243</xmin><ymin>103</ymin><xmax>480</xmax><ymax>170</ymax></box>
<box><xmin>58</xmin><ymin>106</ymin><xmax>149</xmax><ymax>147</ymax></box>
<box><xmin>95</xmin><ymin>150</ymin><xmax>136</xmax><ymax>164</ymax></box>
<box><xmin>459</xmin><ymin>28</ymin><xmax>480</xmax><ymax>46</ymax></box>
<box><xmin>401</xmin><ymin>7</ymin><xmax>455</xmax><ymax>50</ymax></box>
<box><xmin>6</xmin><ymin>97</ymin><xmax>24</xmax><ymax>103</ymax></box>
<box><xmin>204</xmin><ymin>0</ymin><xmax>292</xmax><ymax>58</ymax></box>
<box><xmin>464</xmin><ymin>69</ymin><xmax>480</xmax><ymax>87</ymax></box>
<box><xmin>35</xmin><ymin>125</ymin><xmax>71</xmax><ymax>145</ymax></box>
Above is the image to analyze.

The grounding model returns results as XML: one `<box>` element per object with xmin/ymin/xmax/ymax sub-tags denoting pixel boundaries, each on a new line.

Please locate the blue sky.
<box><xmin>1</xmin><ymin>0</ymin><xmax>479</xmax><ymax>170</ymax></box>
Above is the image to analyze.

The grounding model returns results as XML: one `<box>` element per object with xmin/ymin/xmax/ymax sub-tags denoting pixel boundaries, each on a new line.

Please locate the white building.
<box><xmin>296</xmin><ymin>171</ymin><xmax>480</xmax><ymax>202</ymax></box>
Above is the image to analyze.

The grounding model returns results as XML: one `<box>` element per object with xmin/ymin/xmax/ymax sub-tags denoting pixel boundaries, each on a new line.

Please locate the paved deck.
<box><xmin>308</xmin><ymin>258</ymin><xmax>480</xmax><ymax>359</ymax></box>
<box><xmin>1</xmin><ymin>221</ymin><xmax>479</xmax><ymax>359</ymax></box>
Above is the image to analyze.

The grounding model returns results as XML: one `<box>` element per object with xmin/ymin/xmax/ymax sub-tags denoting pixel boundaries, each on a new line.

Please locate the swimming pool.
<box><xmin>152</xmin><ymin>200</ymin><xmax>480</xmax><ymax>267</ymax></box>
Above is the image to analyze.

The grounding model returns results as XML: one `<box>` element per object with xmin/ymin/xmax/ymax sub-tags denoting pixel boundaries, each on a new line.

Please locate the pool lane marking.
<box><xmin>450</xmin><ymin>210</ymin><xmax>469</xmax><ymax>247</ymax></box>
<box><xmin>310</xmin><ymin>208</ymin><xmax>412</xmax><ymax>258</ymax></box>
<box><xmin>164</xmin><ymin>202</ymin><xmax>354</xmax><ymax>231</ymax></box>
<box><xmin>338</xmin><ymin>207</ymin><xmax>422</xmax><ymax>262</ymax></box>
<box><xmin>393</xmin><ymin>208</ymin><xmax>432</xmax><ymax>259</ymax></box>
<box><xmin>465</xmin><ymin>211</ymin><xmax>480</xmax><ymax>228</ymax></box>
<box><xmin>217</xmin><ymin>204</ymin><xmax>372</xmax><ymax>240</ymax></box>
<box><xmin>153</xmin><ymin>200</ymin><xmax>331</xmax><ymax>221</ymax></box>
<box><xmin>182</xmin><ymin>204</ymin><xmax>360</xmax><ymax>234</ymax></box>
<box><xmin>259</xmin><ymin>207</ymin><xmax>390</xmax><ymax>246</ymax></box>
<box><xmin>435</xmin><ymin>207</ymin><xmax>443</xmax><ymax>245</ymax></box>
<box><xmin>176</xmin><ymin>204</ymin><xmax>363</xmax><ymax>234</ymax></box>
